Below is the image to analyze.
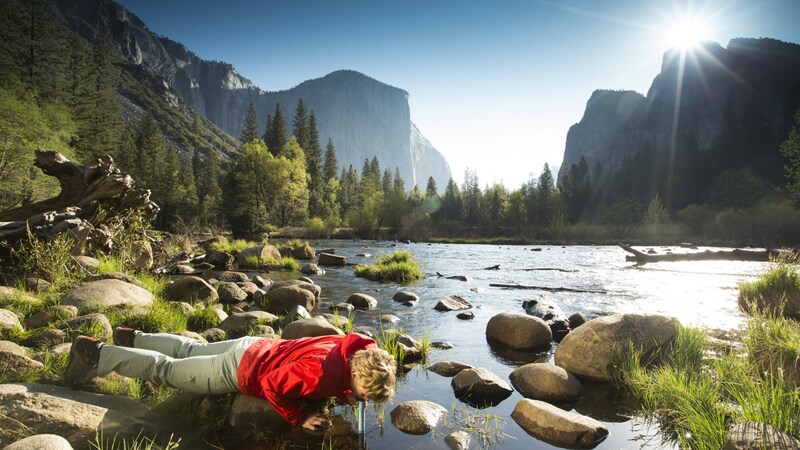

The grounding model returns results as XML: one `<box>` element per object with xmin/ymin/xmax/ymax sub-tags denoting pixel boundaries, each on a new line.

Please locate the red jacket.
<box><xmin>237</xmin><ymin>333</ymin><xmax>376</xmax><ymax>426</ymax></box>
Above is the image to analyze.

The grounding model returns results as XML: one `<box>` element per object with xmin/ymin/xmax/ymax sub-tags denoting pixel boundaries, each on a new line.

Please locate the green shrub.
<box><xmin>304</xmin><ymin>217</ymin><xmax>329</xmax><ymax>238</ymax></box>
<box><xmin>210</xmin><ymin>238</ymin><xmax>262</xmax><ymax>254</ymax></box>
<box><xmin>278</xmin><ymin>256</ymin><xmax>299</xmax><ymax>271</ymax></box>
<box><xmin>12</xmin><ymin>230</ymin><xmax>81</xmax><ymax>290</ymax></box>
<box><xmin>354</xmin><ymin>251</ymin><xmax>423</xmax><ymax>283</ymax></box>
<box><xmin>738</xmin><ymin>260</ymin><xmax>800</xmax><ymax>318</ymax></box>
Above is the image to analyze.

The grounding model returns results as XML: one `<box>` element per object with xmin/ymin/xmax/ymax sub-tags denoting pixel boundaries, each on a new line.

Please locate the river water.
<box><xmin>273</xmin><ymin>241</ymin><xmax>768</xmax><ymax>449</ymax></box>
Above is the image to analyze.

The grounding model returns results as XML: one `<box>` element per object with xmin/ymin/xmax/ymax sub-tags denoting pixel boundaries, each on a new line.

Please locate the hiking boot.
<box><xmin>64</xmin><ymin>336</ymin><xmax>103</xmax><ymax>390</ymax></box>
<box><xmin>113</xmin><ymin>327</ymin><xmax>137</xmax><ymax>348</ymax></box>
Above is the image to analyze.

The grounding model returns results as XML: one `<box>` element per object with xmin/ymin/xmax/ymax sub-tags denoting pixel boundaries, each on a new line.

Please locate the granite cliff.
<box><xmin>49</xmin><ymin>0</ymin><xmax>452</xmax><ymax>189</ymax></box>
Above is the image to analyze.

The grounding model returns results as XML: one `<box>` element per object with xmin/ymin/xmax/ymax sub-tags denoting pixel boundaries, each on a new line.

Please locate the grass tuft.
<box><xmin>354</xmin><ymin>251</ymin><xmax>423</xmax><ymax>283</ymax></box>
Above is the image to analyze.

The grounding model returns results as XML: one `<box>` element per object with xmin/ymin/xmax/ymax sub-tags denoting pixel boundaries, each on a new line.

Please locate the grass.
<box><xmin>738</xmin><ymin>260</ymin><xmax>800</xmax><ymax>317</ymax></box>
<box><xmin>375</xmin><ymin>328</ymin><xmax>407</xmax><ymax>368</ymax></box>
<box><xmin>108</xmin><ymin>299</ymin><xmax>188</xmax><ymax>334</ymax></box>
<box><xmin>210</xmin><ymin>238</ymin><xmax>263</xmax><ymax>254</ymax></box>
<box><xmin>186</xmin><ymin>305</ymin><xmax>223</xmax><ymax>332</ymax></box>
<box><xmin>97</xmin><ymin>256</ymin><xmax>123</xmax><ymax>274</ymax></box>
<box><xmin>354</xmin><ymin>251</ymin><xmax>423</xmax><ymax>283</ymax></box>
<box><xmin>614</xmin><ymin>320</ymin><xmax>800</xmax><ymax>449</ymax></box>
<box><xmin>96</xmin><ymin>376</ymin><xmax>144</xmax><ymax>399</ymax></box>
<box><xmin>91</xmin><ymin>430</ymin><xmax>181</xmax><ymax>450</ymax></box>
<box><xmin>444</xmin><ymin>402</ymin><xmax>510</xmax><ymax>448</ymax></box>
<box><xmin>330</xmin><ymin>310</ymin><xmax>355</xmax><ymax>334</ymax></box>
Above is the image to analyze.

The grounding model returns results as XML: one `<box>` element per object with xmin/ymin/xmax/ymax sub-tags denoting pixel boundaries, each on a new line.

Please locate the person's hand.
<box><xmin>301</xmin><ymin>412</ymin><xmax>331</xmax><ymax>431</ymax></box>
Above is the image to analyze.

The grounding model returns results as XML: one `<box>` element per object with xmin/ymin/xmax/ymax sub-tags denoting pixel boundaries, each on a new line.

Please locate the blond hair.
<box><xmin>349</xmin><ymin>347</ymin><xmax>397</xmax><ymax>403</ymax></box>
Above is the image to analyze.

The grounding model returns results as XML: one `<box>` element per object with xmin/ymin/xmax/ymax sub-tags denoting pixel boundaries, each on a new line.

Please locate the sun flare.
<box><xmin>664</xmin><ymin>19</ymin><xmax>708</xmax><ymax>50</ymax></box>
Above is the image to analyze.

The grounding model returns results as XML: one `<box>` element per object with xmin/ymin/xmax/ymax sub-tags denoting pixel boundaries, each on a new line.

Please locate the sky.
<box><xmin>116</xmin><ymin>0</ymin><xmax>800</xmax><ymax>189</ymax></box>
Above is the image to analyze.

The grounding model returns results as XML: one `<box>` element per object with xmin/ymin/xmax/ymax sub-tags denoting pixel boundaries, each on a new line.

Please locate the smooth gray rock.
<box><xmin>510</xmin><ymin>363</ymin><xmax>586</xmax><ymax>402</ymax></box>
<box><xmin>554</xmin><ymin>314</ymin><xmax>678</xmax><ymax>381</ymax></box>
<box><xmin>390</xmin><ymin>400</ymin><xmax>447</xmax><ymax>435</ymax></box>
<box><xmin>511</xmin><ymin>399</ymin><xmax>608</xmax><ymax>448</ymax></box>
<box><xmin>217</xmin><ymin>311</ymin><xmax>277</xmax><ymax>337</ymax></box>
<box><xmin>60</xmin><ymin>313</ymin><xmax>112</xmax><ymax>340</ymax></box>
<box><xmin>268</xmin><ymin>280</ymin><xmax>321</xmax><ymax>299</ymax></box>
<box><xmin>217</xmin><ymin>282</ymin><xmax>248</xmax><ymax>304</ymax></box>
<box><xmin>393</xmin><ymin>291</ymin><xmax>419</xmax><ymax>303</ymax></box>
<box><xmin>263</xmin><ymin>286</ymin><xmax>316</xmax><ymax>314</ymax></box>
<box><xmin>724</xmin><ymin>422</ymin><xmax>800</xmax><ymax>449</ymax></box>
<box><xmin>74</xmin><ymin>255</ymin><xmax>99</xmax><ymax>270</ymax></box>
<box><xmin>204</xmin><ymin>249</ymin><xmax>234</xmax><ymax>270</ymax></box>
<box><xmin>318</xmin><ymin>252</ymin><xmax>346</xmax><ymax>266</ymax></box>
<box><xmin>3</xmin><ymin>434</ymin><xmax>74</xmax><ymax>450</ymax></box>
<box><xmin>379</xmin><ymin>314</ymin><xmax>401</xmax><ymax>325</ymax></box>
<box><xmin>0</xmin><ymin>308</ymin><xmax>22</xmax><ymax>332</ymax></box>
<box><xmin>62</xmin><ymin>280</ymin><xmax>153</xmax><ymax>312</ymax></box>
<box><xmin>204</xmin><ymin>270</ymin><xmax>250</xmax><ymax>283</ymax></box>
<box><xmin>200</xmin><ymin>328</ymin><xmax>226</xmax><ymax>342</ymax></box>
<box><xmin>347</xmin><ymin>293</ymin><xmax>377</xmax><ymax>309</ymax></box>
<box><xmin>281</xmin><ymin>317</ymin><xmax>344</xmax><ymax>339</ymax></box>
<box><xmin>434</xmin><ymin>295</ymin><xmax>472</xmax><ymax>311</ymax></box>
<box><xmin>0</xmin><ymin>340</ymin><xmax>28</xmax><ymax>357</ymax></box>
<box><xmin>427</xmin><ymin>361</ymin><xmax>473</xmax><ymax>377</ymax></box>
<box><xmin>451</xmin><ymin>367</ymin><xmax>513</xmax><ymax>407</ymax></box>
<box><xmin>83</xmin><ymin>272</ymin><xmax>144</xmax><ymax>287</ymax></box>
<box><xmin>486</xmin><ymin>312</ymin><xmax>552</xmax><ymax>350</ymax></box>
<box><xmin>236</xmin><ymin>245</ymin><xmax>281</xmax><ymax>268</ymax></box>
<box><xmin>164</xmin><ymin>276</ymin><xmax>219</xmax><ymax>303</ymax></box>
<box><xmin>281</xmin><ymin>305</ymin><xmax>312</xmax><ymax>327</ymax></box>
<box><xmin>431</xmin><ymin>341</ymin><xmax>453</xmax><ymax>349</ymax></box>
<box><xmin>445</xmin><ymin>430</ymin><xmax>471</xmax><ymax>450</ymax></box>
<box><xmin>456</xmin><ymin>311</ymin><xmax>474</xmax><ymax>320</ymax></box>
<box><xmin>300</xmin><ymin>263</ymin><xmax>325</xmax><ymax>275</ymax></box>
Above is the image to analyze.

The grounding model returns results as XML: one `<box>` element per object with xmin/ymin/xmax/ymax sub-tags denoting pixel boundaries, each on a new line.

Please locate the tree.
<box><xmin>781</xmin><ymin>108</ymin><xmax>800</xmax><ymax>204</ymax></box>
<box><xmin>439</xmin><ymin>178</ymin><xmax>464</xmax><ymax>222</ymax></box>
<box><xmin>425</xmin><ymin>176</ymin><xmax>438</xmax><ymax>198</ymax></box>
<box><xmin>462</xmin><ymin>169</ymin><xmax>482</xmax><ymax>227</ymax></box>
<box><xmin>23</xmin><ymin>0</ymin><xmax>66</xmax><ymax>102</ymax></box>
<box><xmin>323</xmin><ymin>138</ymin><xmax>338</xmax><ymax>181</ymax></box>
<box><xmin>265</xmin><ymin>103</ymin><xmax>287</xmax><ymax>156</ymax></box>
<box><xmin>196</xmin><ymin>145</ymin><xmax>225</xmax><ymax>230</ymax></box>
<box><xmin>268</xmin><ymin>137</ymin><xmax>309</xmax><ymax>226</ymax></box>
<box><xmin>642</xmin><ymin>195</ymin><xmax>669</xmax><ymax>225</ymax></box>
<box><xmin>306</xmin><ymin>111</ymin><xmax>324</xmax><ymax>217</ymax></box>
<box><xmin>292</xmin><ymin>99</ymin><xmax>309</xmax><ymax>150</ymax></box>
<box><xmin>240</xmin><ymin>102</ymin><xmax>260</xmax><ymax>143</ymax></box>
<box><xmin>232</xmin><ymin>140</ymin><xmax>272</xmax><ymax>233</ymax></box>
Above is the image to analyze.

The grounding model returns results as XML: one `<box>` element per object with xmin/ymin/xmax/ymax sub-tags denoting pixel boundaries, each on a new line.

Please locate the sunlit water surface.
<box><xmin>261</xmin><ymin>242</ymin><xmax>767</xmax><ymax>449</ymax></box>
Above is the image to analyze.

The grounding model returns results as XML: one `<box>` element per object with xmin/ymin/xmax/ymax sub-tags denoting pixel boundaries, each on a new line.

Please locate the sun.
<box><xmin>664</xmin><ymin>18</ymin><xmax>708</xmax><ymax>50</ymax></box>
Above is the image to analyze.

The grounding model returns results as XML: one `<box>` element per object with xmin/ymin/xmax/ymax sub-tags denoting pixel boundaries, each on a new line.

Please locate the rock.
<box><xmin>130</xmin><ymin>241</ymin><xmax>154</xmax><ymax>271</ymax></box>
<box><xmin>281</xmin><ymin>305</ymin><xmax>312</xmax><ymax>327</ymax></box>
<box><xmin>28</xmin><ymin>329</ymin><xmax>68</xmax><ymax>347</ymax></box>
<box><xmin>200</xmin><ymin>328</ymin><xmax>226</xmax><ymax>342</ymax></box>
<box><xmin>236</xmin><ymin>245</ymin><xmax>281</xmax><ymax>268</ymax></box>
<box><xmin>217</xmin><ymin>282</ymin><xmax>249</xmax><ymax>304</ymax></box>
<box><xmin>403</xmin><ymin>300</ymin><xmax>417</xmax><ymax>307</ymax></box>
<box><xmin>204</xmin><ymin>270</ymin><xmax>250</xmax><ymax>283</ymax></box>
<box><xmin>235</xmin><ymin>282</ymin><xmax>260</xmax><ymax>300</ymax></box>
<box><xmin>431</xmin><ymin>341</ymin><xmax>453</xmax><ymax>349</ymax></box>
<box><xmin>445</xmin><ymin>430</ymin><xmax>471</xmax><ymax>450</ymax></box>
<box><xmin>723</xmin><ymin>422</ymin><xmax>800</xmax><ymax>450</ymax></box>
<box><xmin>509</xmin><ymin>363</ymin><xmax>586</xmax><ymax>402</ymax></box>
<box><xmin>298</xmin><ymin>276</ymin><xmax>314</xmax><ymax>284</ymax></box>
<box><xmin>456</xmin><ymin>311</ymin><xmax>474</xmax><ymax>320</ymax></box>
<box><xmin>24</xmin><ymin>310</ymin><xmax>52</xmax><ymax>329</ymax></box>
<box><xmin>171</xmin><ymin>302</ymin><xmax>195</xmax><ymax>315</ymax></box>
<box><xmin>172</xmin><ymin>265</ymin><xmax>195</xmax><ymax>274</ymax></box>
<box><xmin>434</xmin><ymin>295</ymin><xmax>472</xmax><ymax>311</ymax></box>
<box><xmin>281</xmin><ymin>317</ymin><xmax>344</xmax><ymax>339</ymax></box>
<box><xmin>446</xmin><ymin>275</ymin><xmax>472</xmax><ymax>282</ymax></box>
<box><xmin>74</xmin><ymin>255</ymin><xmax>99</xmax><ymax>270</ymax></box>
<box><xmin>522</xmin><ymin>296</ymin><xmax>570</xmax><ymax>336</ymax></box>
<box><xmin>568</xmin><ymin>312</ymin><xmax>587</xmax><ymax>329</ymax></box>
<box><xmin>0</xmin><ymin>340</ymin><xmax>28</xmax><ymax>357</ymax></box>
<box><xmin>290</xmin><ymin>243</ymin><xmax>316</xmax><ymax>260</ymax></box>
<box><xmin>3</xmin><ymin>434</ymin><xmax>74</xmax><ymax>450</ymax></box>
<box><xmin>24</xmin><ymin>277</ymin><xmax>51</xmax><ymax>292</ymax></box>
<box><xmin>427</xmin><ymin>361</ymin><xmax>473</xmax><ymax>377</ymax></box>
<box><xmin>318</xmin><ymin>252</ymin><xmax>346</xmax><ymax>266</ymax></box>
<box><xmin>263</xmin><ymin>286</ymin><xmax>316</xmax><ymax>314</ymax></box>
<box><xmin>347</xmin><ymin>293</ymin><xmax>377</xmax><ymax>309</ymax></box>
<box><xmin>84</xmin><ymin>272</ymin><xmax>144</xmax><ymax>287</ymax></box>
<box><xmin>204</xmin><ymin>249</ymin><xmax>234</xmax><ymax>270</ymax></box>
<box><xmin>393</xmin><ymin>291</ymin><xmax>419</xmax><ymax>302</ymax></box>
<box><xmin>60</xmin><ymin>313</ymin><xmax>112</xmax><ymax>340</ymax></box>
<box><xmin>331</xmin><ymin>303</ymin><xmax>355</xmax><ymax>314</ymax></box>
<box><xmin>0</xmin><ymin>308</ymin><xmax>23</xmax><ymax>332</ymax></box>
<box><xmin>0</xmin><ymin>287</ymin><xmax>40</xmax><ymax>308</ymax></box>
<box><xmin>486</xmin><ymin>312</ymin><xmax>552</xmax><ymax>350</ymax></box>
<box><xmin>451</xmin><ymin>368</ymin><xmax>513</xmax><ymax>407</ymax></box>
<box><xmin>379</xmin><ymin>314</ymin><xmax>401</xmax><ymax>325</ymax></box>
<box><xmin>252</xmin><ymin>275</ymin><xmax>272</xmax><ymax>288</ymax></box>
<box><xmin>511</xmin><ymin>399</ymin><xmax>608</xmax><ymax>448</ymax></box>
<box><xmin>164</xmin><ymin>276</ymin><xmax>219</xmax><ymax>303</ymax></box>
<box><xmin>0</xmin><ymin>351</ymin><xmax>43</xmax><ymax>379</ymax></box>
<box><xmin>554</xmin><ymin>314</ymin><xmax>679</xmax><ymax>381</ymax></box>
<box><xmin>739</xmin><ymin>289</ymin><xmax>800</xmax><ymax>321</ymax></box>
<box><xmin>227</xmin><ymin>394</ymin><xmax>290</xmax><ymax>435</ymax></box>
<box><xmin>268</xmin><ymin>280</ymin><xmax>321</xmax><ymax>299</ymax></box>
<box><xmin>50</xmin><ymin>306</ymin><xmax>78</xmax><ymax>321</ymax></box>
<box><xmin>300</xmin><ymin>263</ymin><xmax>325</xmax><ymax>275</ymax></box>
<box><xmin>217</xmin><ymin>312</ymin><xmax>278</xmax><ymax>338</ymax></box>
<box><xmin>390</xmin><ymin>400</ymin><xmax>447</xmax><ymax>435</ymax></box>
<box><xmin>62</xmin><ymin>280</ymin><xmax>153</xmax><ymax>313</ymax></box>
<box><xmin>396</xmin><ymin>334</ymin><xmax>418</xmax><ymax>348</ymax></box>
<box><xmin>0</xmin><ymin>383</ymin><xmax>177</xmax><ymax>448</ymax></box>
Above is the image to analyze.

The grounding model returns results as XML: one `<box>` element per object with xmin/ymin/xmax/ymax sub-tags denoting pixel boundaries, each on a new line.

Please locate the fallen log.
<box><xmin>620</xmin><ymin>244</ymin><xmax>775</xmax><ymax>265</ymax></box>
<box><xmin>517</xmin><ymin>268</ymin><xmax>578</xmax><ymax>273</ymax></box>
<box><xmin>490</xmin><ymin>283</ymin><xmax>606</xmax><ymax>294</ymax></box>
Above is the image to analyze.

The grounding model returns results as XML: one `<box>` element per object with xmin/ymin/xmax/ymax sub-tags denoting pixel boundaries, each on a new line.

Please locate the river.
<box><xmin>270</xmin><ymin>241</ymin><xmax>768</xmax><ymax>449</ymax></box>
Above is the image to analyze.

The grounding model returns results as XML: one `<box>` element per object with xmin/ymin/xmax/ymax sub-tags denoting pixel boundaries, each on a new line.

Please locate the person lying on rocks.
<box><xmin>64</xmin><ymin>329</ymin><xmax>397</xmax><ymax>431</ymax></box>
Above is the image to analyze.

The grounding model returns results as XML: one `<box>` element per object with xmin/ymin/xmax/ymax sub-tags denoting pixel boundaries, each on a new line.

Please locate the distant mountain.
<box><xmin>560</xmin><ymin>38</ymin><xmax>800</xmax><ymax>209</ymax></box>
<box><xmin>49</xmin><ymin>0</ymin><xmax>452</xmax><ymax>189</ymax></box>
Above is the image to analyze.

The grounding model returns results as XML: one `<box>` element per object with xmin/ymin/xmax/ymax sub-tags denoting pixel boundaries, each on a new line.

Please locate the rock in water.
<box><xmin>485</xmin><ymin>312</ymin><xmax>551</xmax><ymax>350</ymax></box>
<box><xmin>434</xmin><ymin>295</ymin><xmax>472</xmax><ymax>311</ymax></box>
<box><xmin>390</xmin><ymin>400</ymin><xmax>447</xmax><ymax>435</ymax></box>
<box><xmin>451</xmin><ymin>367</ymin><xmax>513</xmax><ymax>407</ymax></box>
<box><xmin>509</xmin><ymin>363</ymin><xmax>585</xmax><ymax>402</ymax></box>
<box><xmin>723</xmin><ymin>422</ymin><xmax>800</xmax><ymax>450</ymax></box>
<box><xmin>511</xmin><ymin>398</ymin><xmax>608</xmax><ymax>447</ymax></box>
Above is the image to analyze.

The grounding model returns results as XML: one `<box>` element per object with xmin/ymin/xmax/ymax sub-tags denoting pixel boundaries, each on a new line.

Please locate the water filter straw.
<box><xmin>356</xmin><ymin>400</ymin><xmax>366</xmax><ymax>435</ymax></box>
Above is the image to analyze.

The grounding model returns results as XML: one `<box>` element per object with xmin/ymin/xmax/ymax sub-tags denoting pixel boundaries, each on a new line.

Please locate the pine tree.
<box><xmin>781</xmin><ymin>108</ymin><xmax>800</xmax><ymax>204</ymax></box>
<box><xmin>323</xmin><ymin>138</ymin><xmax>338</xmax><ymax>180</ymax></box>
<box><xmin>306</xmin><ymin>111</ymin><xmax>324</xmax><ymax>217</ymax></box>
<box><xmin>262</xmin><ymin>114</ymin><xmax>272</xmax><ymax>144</ymax></box>
<box><xmin>393</xmin><ymin>167</ymin><xmax>405</xmax><ymax>192</ymax></box>
<box><xmin>24</xmin><ymin>0</ymin><xmax>66</xmax><ymax>102</ymax></box>
<box><xmin>240</xmin><ymin>102</ymin><xmax>260</xmax><ymax>143</ymax></box>
<box><xmin>265</xmin><ymin>103</ymin><xmax>287</xmax><ymax>156</ymax></box>
<box><xmin>197</xmin><ymin>146</ymin><xmax>224</xmax><ymax>229</ymax></box>
<box><xmin>292</xmin><ymin>98</ymin><xmax>309</xmax><ymax>150</ymax></box>
<box><xmin>462</xmin><ymin>169</ymin><xmax>482</xmax><ymax>227</ymax></box>
<box><xmin>439</xmin><ymin>178</ymin><xmax>464</xmax><ymax>222</ymax></box>
<box><xmin>0</xmin><ymin>0</ymin><xmax>27</xmax><ymax>87</ymax></box>
<box><xmin>64</xmin><ymin>34</ymin><xmax>89</xmax><ymax>107</ymax></box>
<box><xmin>382</xmin><ymin>168</ymin><xmax>393</xmax><ymax>195</ymax></box>
<box><xmin>425</xmin><ymin>176</ymin><xmax>438</xmax><ymax>197</ymax></box>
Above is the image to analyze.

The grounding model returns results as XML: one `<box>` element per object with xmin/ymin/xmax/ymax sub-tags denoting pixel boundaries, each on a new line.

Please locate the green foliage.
<box><xmin>354</xmin><ymin>251</ymin><xmax>423</xmax><ymax>283</ymax></box>
<box><xmin>643</xmin><ymin>195</ymin><xmax>670</xmax><ymax>225</ymax></box>
<box><xmin>109</xmin><ymin>299</ymin><xmax>188</xmax><ymax>334</ymax></box>
<box><xmin>209</xmin><ymin>238</ymin><xmax>261</xmax><ymax>254</ymax></box>
<box><xmin>781</xmin><ymin>108</ymin><xmax>800</xmax><ymax>204</ymax></box>
<box><xmin>96</xmin><ymin>376</ymin><xmax>143</xmax><ymax>399</ymax></box>
<box><xmin>277</xmin><ymin>256</ymin><xmax>299</xmax><ymax>271</ymax></box>
<box><xmin>304</xmin><ymin>217</ymin><xmax>330</xmax><ymax>238</ymax></box>
<box><xmin>186</xmin><ymin>305</ymin><xmax>223</xmax><ymax>332</ymax></box>
<box><xmin>240</xmin><ymin>102</ymin><xmax>260</xmax><ymax>143</ymax></box>
<box><xmin>743</xmin><ymin>314</ymin><xmax>800</xmax><ymax>389</ymax></box>
<box><xmin>11</xmin><ymin>229</ymin><xmax>81</xmax><ymax>290</ymax></box>
<box><xmin>738</xmin><ymin>260</ymin><xmax>800</xmax><ymax>317</ymax></box>
<box><xmin>91</xmin><ymin>430</ymin><xmax>181</xmax><ymax>450</ymax></box>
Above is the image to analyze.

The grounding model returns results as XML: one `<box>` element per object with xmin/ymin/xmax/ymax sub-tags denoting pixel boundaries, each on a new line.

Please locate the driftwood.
<box><xmin>490</xmin><ymin>283</ymin><xmax>606</xmax><ymax>294</ymax></box>
<box><xmin>517</xmin><ymin>267</ymin><xmax>578</xmax><ymax>273</ymax></box>
<box><xmin>620</xmin><ymin>244</ymin><xmax>775</xmax><ymax>265</ymax></box>
<box><xmin>0</xmin><ymin>150</ymin><xmax>159</xmax><ymax>250</ymax></box>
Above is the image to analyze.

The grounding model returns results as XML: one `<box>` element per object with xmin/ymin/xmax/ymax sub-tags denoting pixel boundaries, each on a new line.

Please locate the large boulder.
<box><xmin>203</xmin><ymin>270</ymin><xmax>250</xmax><ymax>283</ymax></box>
<box><xmin>451</xmin><ymin>367</ymin><xmax>513</xmax><ymax>407</ymax></box>
<box><xmin>263</xmin><ymin>286</ymin><xmax>316</xmax><ymax>314</ymax></box>
<box><xmin>511</xmin><ymin>399</ymin><xmax>608</xmax><ymax>448</ymax></box>
<box><xmin>0</xmin><ymin>340</ymin><xmax>28</xmax><ymax>357</ymax></box>
<box><xmin>318</xmin><ymin>252</ymin><xmax>346</xmax><ymax>266</ymax></box>
<box><xmin>347</xmin><ymin>293</ymin><xmax>377</xmax><ymax>309</ymax></box>
<box><xmin>427</xmin><ymin>361</ymin><xmax>473</xmax><ymax>377</ymax></box>
<box><xmin>217</xmin><ymin>312</ymin><xmax>278</xmax><ymax>337</ymax></box>
<box><xmin>290</xmin><ymin>243</ymin><xmax>316</xmax><ymax>260</ymax></box>
<box><xmin>83</xmin><ymin>272</ymin><xmax>144</xmax><ymax>287</ymax></box>
<box><xmin>723</xmin><ymin>422</ymin><xmax>800</xmax><ymax>450</ymax></box>
<box><xmin>0</xmin><ymin>352</ymin><xmax>43</xmax><ymax>380</ymax></box>
<box><xmin>227</xmin><ymin>394</ymin><xmax>290</xmax><ymax>435</ymax></box>
<box><xmin>236</xmin><ymin>245</ymin><xmax>281</xmax><ymax>268</ymax></box>
<box><xmin>281</xmin><ymin>317</ymin><xmax>344</xmax><ymax>339</ymax></box>
<box><xmin>509</xmin><ymin>363</ymin><xmax>586</xmax><ymax>402</ymax></box>
<box><xmin>0</xmin><ymin>308</ymin><xmax>22</xmax><ymax>332</ymax></box>
<box><xmin>268</xmin><ymin>280</ymin><xmax>321</xmax><ymax>299</ymax></box>
<box><xmin>554</xmin><ymin>314</ymin><xmax>679</xmax><ymax>381</ymax></box>
<box><xmin>62</xmin><ymin>280</ymin><xmax>153</xmax><ymax>313</ymax></box>
<box><xmin>130</xmin><ymin>241</ymin><xmax>154</xmax><ymax>271</ymax></box>
<box><xmin>0</xmin><ymin>287</ymin><xmax>40</xmax><ymax>308</ymax></box>
<box><xmin>434</xmin><ymin>295</ymin><xmax>472</xmax><ymax>311</ymax></box>
<box><xmin>59</xmin><ymin>313</ymin><xmax>113</xmax><ymax>340</ymax></box>
<box><xmin>0</xmin><ymin>383</ymin><xmax>173</xmax><ymax>448</ymax></box>
<box><xmin>393</xmin><ymin>291</ymin><xmax>419</xmax><ymax>303</ymax></box>
<box><xmin>217</xmin><ymin>282</ymin><xmax>248</xmax><ymax>304</ymax></box>
<box><xmin>3</xmin><ymin>434</ymin><xmax>74</xmax><ymax>450</ymax></box>
<box><xmin>390</xmin><ymin>400</ymin><xmax>447</xmax><ymax>435</ymax></box>
<box><xmin>485</xmin><ymin>312</ymin><xmax>552</xmax><ymax>351</ymax></box>
<box><xmin>204</xmin><ymin>250</ymin><xmax>234</xmax><ymax>270</ymax></box>
<box><xmin>164</xmin><ymin>277</ymin><xmax>219</xmax><ymax>303</ymax></box>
